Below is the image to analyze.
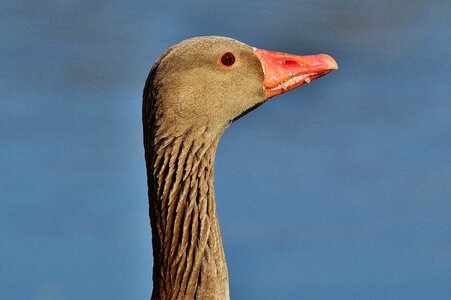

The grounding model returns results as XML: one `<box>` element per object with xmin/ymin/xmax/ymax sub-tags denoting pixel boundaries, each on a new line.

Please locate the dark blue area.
<box><xmin>1</xmin><ymin>1</ymin><xmax>450</xmax><ymax>299</ymax></box>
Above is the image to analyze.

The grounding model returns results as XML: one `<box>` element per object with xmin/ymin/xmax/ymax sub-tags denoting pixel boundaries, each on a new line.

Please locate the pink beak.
<box><xmin>254</xmin><ymin>48</ymin><xmax>338</xmax><ymax>99</ymax></box>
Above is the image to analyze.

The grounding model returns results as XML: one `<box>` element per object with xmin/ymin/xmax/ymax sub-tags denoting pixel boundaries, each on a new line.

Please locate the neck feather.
<box><xmin>144</xmin><ymin>124</ymin><xmax>230</xmax><ymax>300</ymax></box>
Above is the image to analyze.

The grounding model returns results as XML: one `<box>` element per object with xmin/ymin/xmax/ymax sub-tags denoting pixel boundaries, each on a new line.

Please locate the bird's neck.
<box><xmin>145</xmin><ymin>125</ymin><xmax>230</xmax><ymax>300</ymax></box>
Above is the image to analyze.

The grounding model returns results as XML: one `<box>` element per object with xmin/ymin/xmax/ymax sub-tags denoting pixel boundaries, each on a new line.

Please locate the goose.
<box><xmin>142</xmin><ymin>36</ymin><xmax>338</xmax><ymax>300</ymax></box>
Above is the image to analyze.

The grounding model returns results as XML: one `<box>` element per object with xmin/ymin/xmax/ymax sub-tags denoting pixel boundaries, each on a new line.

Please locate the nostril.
<box><xmin>282</xmin><ymin>59</ymin><xmax>298</xmax><ymax>67</ymax></box>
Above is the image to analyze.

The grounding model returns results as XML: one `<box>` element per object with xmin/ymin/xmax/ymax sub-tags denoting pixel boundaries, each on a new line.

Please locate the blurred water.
<box><xmin>1</xmin><ymin>1</ymin><xmax>451</xmax><ymax>299</ymax></box>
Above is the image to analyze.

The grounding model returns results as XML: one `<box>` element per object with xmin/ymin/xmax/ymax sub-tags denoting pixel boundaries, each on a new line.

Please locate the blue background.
<box><xmin>1</xmin><ymin>1</ymin><xmax>450</xmax><ymax>299</ymax></box>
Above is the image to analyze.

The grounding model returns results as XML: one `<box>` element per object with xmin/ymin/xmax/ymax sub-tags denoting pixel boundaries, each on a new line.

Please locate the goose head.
<box><xmin>146</xmin><ymin>36</ymin><xmax>338</xmax><ymax>134</ymax></box>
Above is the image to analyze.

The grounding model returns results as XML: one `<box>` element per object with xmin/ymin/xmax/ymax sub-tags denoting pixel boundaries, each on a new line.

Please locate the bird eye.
<box><xmin>220</xmin><ymin>52</ymin><xmax>236</xmax><ymax>66</ymax></box>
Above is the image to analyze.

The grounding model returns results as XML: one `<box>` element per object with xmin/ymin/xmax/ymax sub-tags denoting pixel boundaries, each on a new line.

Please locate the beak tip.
<box><xmin>321</xmin><ymin>54</ymin><xmax>339</xmax><ymax>70</ymax></box>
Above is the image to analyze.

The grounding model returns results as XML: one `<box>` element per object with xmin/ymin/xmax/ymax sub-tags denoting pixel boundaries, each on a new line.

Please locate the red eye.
<box><xmin>220</xmin><ymin>52</ymin><xmax>236</xmax><ymax>66</ymax></box>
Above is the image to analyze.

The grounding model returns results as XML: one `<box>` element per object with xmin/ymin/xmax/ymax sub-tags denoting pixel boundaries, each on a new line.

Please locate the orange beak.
<box><xmin>254</xmin><ymin>48</ymin><xmax>338</xmax><ymax>99</ymax></box>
